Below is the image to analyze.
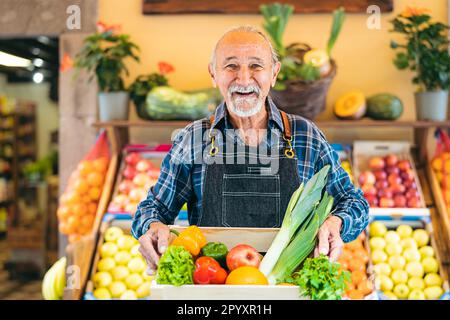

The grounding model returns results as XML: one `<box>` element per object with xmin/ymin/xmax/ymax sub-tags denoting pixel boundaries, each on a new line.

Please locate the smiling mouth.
<box><xmin>232</xmin><ymin>92</ymin><xmax>258</xmax><ymax>97</ymax></box>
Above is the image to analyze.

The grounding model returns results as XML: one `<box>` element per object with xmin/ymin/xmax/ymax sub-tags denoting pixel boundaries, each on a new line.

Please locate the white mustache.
<box><xmin>228</xmin><ymin>84</ymin><xmax>260</xmax><ymax>95</ymax></box>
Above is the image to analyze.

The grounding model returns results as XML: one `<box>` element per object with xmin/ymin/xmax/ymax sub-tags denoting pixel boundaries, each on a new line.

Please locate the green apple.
<box><xmin>128</xmin><ymin>257</ymin><xmax>146</xmax><ymax>273</ymax></box>
<box><xmin>419</xmin><ymin>246</ymin><xmax>435</xmax><ymax>259</ymax></box>
<box><xmin>388</xmin><ymin>255</ymin><xmax>406</xmax><ymax>270</ymax></box>
<box><xmin>405</xmin><ymin>261</ymin><xmax>424</xmax><ymax>278</ymax></box>
<box><xmin>111</xmin><ymin>265</ymin><xmax>130</xmax><ymax>281</ymax></box>
<box><xmin>109</xmin><ymin>281</ymin><xmax>127</xmax><ymax>298</ymax></box>
<box><xmin>403</xmin><ymin>248</ymin><xmax>421</xmax><ymax>263</ymax></box>
<box><xmin>374</xmin><ymin>263</ymin><xmax>391</xmax><ymax>276</ymax></box>
<box><xmin>400</xmin><ymin>238</ymin><xmax>418</xmax><ymax>251</ymax></box>
<box><xmin>377</xmin><ymin>275</ymin><xmax>394</xmax><ymax>292</ymax></box>
<box><xmin>383</xmin><ymin>291</ymin><xmax>398</xmax><ymax>300</ymax></box>
<box><xmin>424</xmin><ymin>273</ymin><xmax>443</xmax><ymax>287</ymax></box>
<box><xmin>114</xmin><ymin>251</ymin><xmax>132</xmax><ymax>265</ymax></box>
<box><xmin>120</xmin><ymin>290</ymin><xmax>137</xmax><ymax>300</ymax></box>
<box><xmin>370</xmin><ymin>237</ymin><xmax>386</xmax><ymax>251</ymax></box>
<box><xmin>136</xmin><ymin>282</ymin><xmax>151</xmax><ymax>298</ymax></box>
<box><xmin>393</xmin><ymin>283</ymin><xmax>410</xmax><ymax>299</ymax></box>
<box><xmin>130</xmin><ymin>244</ymin><xmax>141</xmax><ymax>257</ymax></box>
<box><xmin>117</xmin><ymin>235</ymin><xmax>136</xmax><ymax>251</ymax></box>
<box><xmin>97</xmin><ymin>257</ymin><xmax>116</xmax><ymax>272</ymax></box>
<box><xmin>391</xmin><ymin>269</ymin><xmax>408</xmax><ymax>285</ymax></box>
<box><xmin>422</xmin><ymin>257</ymin><xmax>439</xmax><ymax>274</ymax></box>
<box><xmin>408</xmin><ymin>277</ymin><xmax>425</xmax><ymax>290</ymax></box>
<box><xmin>104</xmin><ymin>226</ymin><xmax>124</xmax><ymax>243</ymax></box>
<box><xmin>412</xmin><ymin>229</ymin><xmax>429</xmax><ymax>247</ymax></box>
<box><xmin>424</xmin><ymin>286</ymin><xmax>444</xmax><ymax>300</ymax></box>
<box><xmin>372</xmin><ymin>250</ymin><xmax>388</xmax><ymax>264</ymax></box>
<box><xmin>93</xmin><ymin>287</ymin><xmax>111</xmax><ymax>299</ymax></box>
<box><xmin>100</xmin><ymin>242</ymin><xmax>118</xmax><ymax>258</ymax></box>
<box><xmin>93</xmin><ymin>271</ymin><xmax>113</xmax><ymax>288</ymax></box>
<box><xmin>125</xmin><ymin>273</ymin><xmax>144</xmax><ymax>290</ymax></box>
<box><xmin>396</xmin><ymin>225</ymin><xmax>413</xmax><ymax>239</ymax></box>
<box><xmin>385</xmin><ymin>243</ymin><xmax>403</xmax><ymax>256</ymax></box>
<box><xmin>384</xmin><ymin>231</ymin><xmax>401</xmax><ymax>244</ymax></box>
<box><xmin>370</xmin><ymin>222</ymin><xmax>387</xmax><ymax>237</ymax></box>
<box><xmin>408</xmin><ymin>289</ymin><xmax>425</xmax><ymax>300</ymax></box>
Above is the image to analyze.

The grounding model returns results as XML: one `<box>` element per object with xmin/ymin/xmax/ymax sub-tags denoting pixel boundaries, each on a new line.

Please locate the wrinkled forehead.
<box><xmin>215</xmin><ymin>32</ymin><xmax>273</xmax><ymax>65</ymax></box>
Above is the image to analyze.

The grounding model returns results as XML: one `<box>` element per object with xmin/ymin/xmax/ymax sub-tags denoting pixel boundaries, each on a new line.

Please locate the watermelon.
<box><xmin>366</xmin><ymin>93</ymin><xmax>403</xmax><ymax>120</ymax></box>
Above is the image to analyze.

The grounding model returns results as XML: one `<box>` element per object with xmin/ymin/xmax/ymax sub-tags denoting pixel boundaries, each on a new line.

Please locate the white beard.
<box><xmin>228</xmin><ymin>97</ymin><xmax>263</xmax><ymax>117</ymax></box>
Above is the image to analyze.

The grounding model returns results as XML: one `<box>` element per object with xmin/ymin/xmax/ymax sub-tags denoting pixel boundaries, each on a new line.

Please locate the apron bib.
<box><xmin>199</xmin><ymin>111</ymin><xmax>301</xmax><ymax>228</ymax></box>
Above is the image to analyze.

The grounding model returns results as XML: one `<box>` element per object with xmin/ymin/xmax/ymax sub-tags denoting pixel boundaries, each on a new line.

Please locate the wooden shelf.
<box><xmin>93</xmin><ymin>119</ymin><xmax>450</xmax><ymax>129</ymax></box>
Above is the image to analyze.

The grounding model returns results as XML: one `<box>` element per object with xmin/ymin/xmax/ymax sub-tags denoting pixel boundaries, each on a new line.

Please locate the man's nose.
<box><xmin>235</xmin><ymin>66</ymin><xmax>252</xmax><ymax>86</ymax></box>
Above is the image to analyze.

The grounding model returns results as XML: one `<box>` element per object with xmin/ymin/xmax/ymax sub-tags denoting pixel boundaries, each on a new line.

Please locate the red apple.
<box><xmin>379</xmin><ymin>197</ymin><xmax>395</xmax><ymax>208</ymax></box>
<box><xmin>375</xmin><ymin>180</ymin><xmax>389</xmax><ymax>189</ymax></box>
<box><xmin>385</xmin><ymin>166</ymin><xmax>400</xmax><ymax>176</ymax></box>
<box><xmin>365</xmin><ymin>194</ymin><xmax>379</xmax><ymax>207</ymax></box>
<box><xmin>125</xmin><ymin>152</ymin><xmax>141</xmax><ymax>166</ymax></box>
<box><xmin>393</xmin><ymin>194</ymin><xmax>407</xmax><ymax>207</ymax></box>
<box><xmin>226</xmin><ymin>244</ymin><xmax>262</xmax><ymax>271</ymax></box>
<box><xmin>390</xmin><ymin>184</ymin><xmax>406</xmax><ymax>195</ymax></box>
<box><xmin>136</xmin><ymin>159</ymin><xmax>153</xmax><ymax>172</ymax></box>
<box><xmin>407</xmin><ymin>197</ymin><xmax>422</xmax><ymax>208</ymax></box>
<box><xmin>373</xmin><ymin>170</ymin><xmax>387</xmax><ymax>181</ymax></box>
<box><xmin>405</xmin><ymin>188</ymin><xmax>419</xmax><ymax>199</ymax></box>
<box><xmin>398</xmin><ymin>160</ymin><xmax>411</xmax><ymax>171</ymax></box>
<box><xmin>362</xmin><ymin>184</ymin><xmax>377</xmax><ymax>197</ymax></box>
<box><xmin>129</xmin><ymin>188</ymin><xmax>148</xmax><ymax>202</ymax></box>
<box><xmin>388</xmin><ymin>173</ymin><xmax>402</xmax><ymax>186</ymax></box>
<box><xmin>385</xmin><ymin>154</ymin><xmax>399</xmax><ymax>167</ymax></box>
<box><xmin>378</xmin><ymin>188</ymin><xmax>393</xmax><ymax>199</ymax></box>
<box><xmin>133</xmin><ymin>173</ymin><xmax>150</xmax><ymax>187</ymax></box>
<box><xmin>118</xmin><ymin>180</ymin><xmax>134</xmax><ymax>195</ymax></box>
<box><xmin>112</xmin><ymin>194</ymin><xmax>129</xmax><ymax>208</ymax></box>
<box><xmin>369</xmin><ymin>157</ymin><xmax>386</xmax><ymax>170</ymax></box>
<box><xmin>404</xmin><ymin>180</ymin><xmax>417</xmax><ymax>190</ymax></box>
<box><xmin>123</xmin><ymin>166</ymin><xmax>137</xmax><ymax>180</ymax></box>
<box><xmin>401</xmin><ymin>169</ymin><xmax>415</xmax><ymax>182</ymax></box>
<box><xmin>147</xmin><ymin>170</ymin><xmax>160</xmax><ymax>180</ymax></box>
<box><xmin>359</xmin><ymin>171</ymin><xmax>376</xmax><ymax>186</ymax></box>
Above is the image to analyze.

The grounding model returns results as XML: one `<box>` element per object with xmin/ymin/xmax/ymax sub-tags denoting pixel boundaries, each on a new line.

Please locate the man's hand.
<box><xmin>138</xmin><ymin>222</ymin><xmax>170</xmax><ymax>275</ymax></box>
<box><xmin>314</xmin><ymin>215</ymin><xmax>344</xmax><ymax>262</ymax></box>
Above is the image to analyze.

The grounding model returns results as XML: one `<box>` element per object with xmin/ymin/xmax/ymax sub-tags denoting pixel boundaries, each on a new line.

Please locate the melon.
<box><xmin>334</xmin><ymin>91</ymin><xmax>366</xmax><ymax>119</ymax></box>
<box><xmin>366</xmin><ymin>93</ymin><xmax>403</xmax><ymax>120</ymax></box>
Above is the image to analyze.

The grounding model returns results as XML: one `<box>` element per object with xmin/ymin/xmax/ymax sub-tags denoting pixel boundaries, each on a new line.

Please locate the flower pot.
<box><xmin>415</xmin><ymin>90</ymin><xmax>449</xmax><ymax>121</ymax></box>
<box><xmin>98</xmin><ymin>91</ymin><xmax>129</xmax><ymax>121</ymax></box>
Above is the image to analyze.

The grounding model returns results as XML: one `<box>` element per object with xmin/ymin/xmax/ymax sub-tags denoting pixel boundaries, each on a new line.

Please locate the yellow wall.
<box><xmin>100</xmin><ymin>0</ymin><xmax>448</xmax><ymax>122</ymax></box>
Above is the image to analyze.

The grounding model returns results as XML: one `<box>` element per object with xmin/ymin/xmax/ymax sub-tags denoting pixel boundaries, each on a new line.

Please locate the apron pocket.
<box><xmin>222</xmin><ymin>174</ymin><xmax>281</xmax><ymax>228</ymax></box>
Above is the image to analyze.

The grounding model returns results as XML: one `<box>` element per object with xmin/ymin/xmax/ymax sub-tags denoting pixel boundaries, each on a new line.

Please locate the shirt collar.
<box><xmin>210</xmin><ymin>97</ymin><xmax>285</xmax><ymax>132</ymax></box>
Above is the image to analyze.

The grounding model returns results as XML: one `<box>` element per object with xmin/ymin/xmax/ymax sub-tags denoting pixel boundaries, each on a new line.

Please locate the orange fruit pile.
<box><xmin>57</xmin><ymin>157</ymin><xmax>109</xmax><ymax>243</ymax></box>
<box><xmin>338</xmin><ymin>232</ymin><xmax>374</xmax><ymax>300</ymax></box>
<box><xmin>431</xmin><ymin>152</ymin><xmax>450</xmax><ymax>218</ymax></box>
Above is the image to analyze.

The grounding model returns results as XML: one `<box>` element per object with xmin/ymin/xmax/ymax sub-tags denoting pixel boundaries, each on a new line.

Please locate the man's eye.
<box><xmin>225</xmin><ymin>64</ymin><xmax>238</xmax><ymax>70</ymax></box>
<box><xmin>251</xmin><ymin>64</ymin><xmax>263</xmax><ymax>70</ymax></box>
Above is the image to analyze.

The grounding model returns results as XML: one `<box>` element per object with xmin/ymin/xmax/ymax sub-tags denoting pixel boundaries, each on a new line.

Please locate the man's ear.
<box><xmin>271</xmin><ymin>61</ymin><xmax>281</xmax><ymax>87</ymax></box>
<box><xmin>208</xmin><ymin>63</ymin><xmax>217</xmax><ymax>88</ymax></box>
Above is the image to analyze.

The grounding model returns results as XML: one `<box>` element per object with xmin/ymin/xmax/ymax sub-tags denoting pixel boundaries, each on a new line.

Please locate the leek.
<box><xmin>259</xmin><ymin>165</ymin><xmax>333</xmax><ymax>283</ymax></box>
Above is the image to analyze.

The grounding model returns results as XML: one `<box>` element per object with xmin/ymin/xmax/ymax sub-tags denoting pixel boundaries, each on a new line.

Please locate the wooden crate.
<box><xmin>353</xmin><ymin>141</ymin><xmax>430</xmax><ymax>217</ymax></box>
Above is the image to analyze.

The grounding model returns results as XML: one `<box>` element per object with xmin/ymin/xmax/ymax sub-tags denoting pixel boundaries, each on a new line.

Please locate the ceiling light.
<box><xmin>0</xmin><ymin>51</ymin><xmax>31</xmax><ymax>68</ymax></box>
<box><xmin>33</xmin><ymin>58</ymin><xmax>44</xmax><ymax>67</ymax></box>
<box><xmin>32</xmin><ymin>72</ymin><xmax>44</xmax><ymax>83</ymax></box>
<box><xmin>32</xmin><ymin>48</ymin><xmax>40</xmax><ymax>55</ymax></box>
<box><xmin>37</xmin><ymin>36</ymin><xmax>50</xmax><ymax>44</ymax></box>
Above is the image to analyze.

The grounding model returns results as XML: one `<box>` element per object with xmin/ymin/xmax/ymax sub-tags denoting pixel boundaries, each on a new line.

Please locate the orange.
<box><xmin>80</xmin><ymin>214</ymin><xmax>95</xmax><ymax>229</ymax></box>
<box><xmin>89</xmin><ymin>187</ymin><xmax>102</xmax><ymax>201</ymax></box>
<box><xmin>347</xmin><ymin>289</ymin><xmax>365</xmax><ymax>300</ymax></box>
<box><xmin>58</xmin><ymin>222</ymin><xmax>69</xmax><ymax>235</ymax></box>
<box><xmin>357</xmin><ymin>279</ymin><xmax>374</xmax><ymax>295</ymax></box>
<box><xmin>72</xmin><ymin>203</ymin><xmax>88</xmax><ymax>216</ymax></box>
<box><xmin>351</xmin><ymin>270</ymin><xmax>367</xmax><ymax>286</ymax></box>
<box><xmin>78</xmin><ymin>161</ymin><xmax>94</xmax><ymax>177</ymax></box>
<box><xmin>345</xmin><ymin>281</ymin><xmax>355</xmax><ymax>292</ymax></box>
<box><xmin>348</xmin><ymin>258</ymin><xmax>366</xmax><ymax>273</ymax></box>
<box><xmin>65</xmin><ymin>192</ymin><xmax>80</xmax><ymax>205</ymax></box>
<box><xmin>353</xmin><ymin>248</ymin><xmax>369</xmax><ymax>264</ymax></box>
<box><xmin>68</xmin><ymin>234</ymin><xmax>82</xmax><ymax>244</ymax></box>
<box><xmin>74</xmin><ymin>180</ymin><xmax>89</xmax><ymax>195</ymax></box>
<box><xmin>57</xmin><ymin>206</ymin><xmax>71</xmax><ymax>221</ymax></box>
<box><xmin>225</xmin><ymin>266</ymin><xmax>268</xmax><ymax>285</ymax></box>
<box><xmin>87</xmin><ymin>172</ymin><xmax>104</xmax><ymax>187</ymax></box>
<box><xmin>337</xmin><ymin>259</ymin><xmax>349</xmax><ymax>271</ymax></box>
<box><xmin>66</xmin><ymin>216</ymin><xmax>79</xmax><ymax>234</ymax></box>
<box><xmin>93</xmin><ymin>157</ymin><xmax>109</xmax><ymax>173</ymax></box>
<box><xmin>346</xmin><ymin>239</ymin><xmax>363</xmax><ymax>251</ymax></box>
<box><xmin>88</xmin><ymin>203</ymin><xmax>97</xmax><ymax>215</ymax></box>
<box><xmin>339</xmin><ymin>249</ymin><xmax>353</xmax><ymax>261</ymax></box>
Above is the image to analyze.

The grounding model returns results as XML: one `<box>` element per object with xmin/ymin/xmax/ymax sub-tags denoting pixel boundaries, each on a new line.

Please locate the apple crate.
<box><xmin>368</xmin><ymin>216</ymin><xmax>450</xmax><ymax>300</ymax></box>
<box><xmin>353</xmin><ymin>141</ymin><xmax>430</xmax><ymax>218</ymax></box>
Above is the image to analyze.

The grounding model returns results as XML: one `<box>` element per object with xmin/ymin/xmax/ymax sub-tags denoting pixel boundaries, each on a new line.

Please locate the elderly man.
<box><xmin>132</xmin><ymin>26</ymin><xmax>369</xmax><ymax>273</ymax></box>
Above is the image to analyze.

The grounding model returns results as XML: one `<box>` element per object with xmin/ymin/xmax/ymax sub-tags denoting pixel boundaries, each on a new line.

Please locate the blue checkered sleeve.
<box><xmin>131</xmin><ymin>125</ymin><xmax>194</xmax><ymax>239</ymax></box>
<box><xmin>312</xmin><ymin>124</ymin><xmax>370</xmax><ymax>243</ymax></box>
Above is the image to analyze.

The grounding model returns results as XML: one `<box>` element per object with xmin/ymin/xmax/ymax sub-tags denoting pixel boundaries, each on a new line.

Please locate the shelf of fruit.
<box><xmin>368</xmin><ymin>220</ymin><xmax>449</xmax><ymax>300</ymax></box>
<box><xmin>353</xmin><ymin>141</ymin><xmax>428</xmax><ymax>216</ymax></box>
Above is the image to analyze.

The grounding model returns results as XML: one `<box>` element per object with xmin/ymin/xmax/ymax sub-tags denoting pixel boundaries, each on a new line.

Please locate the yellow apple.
<box><xmin>393</xmin><ymin>284</ymin><xmax>410</xmax><ymax>299</ymax></box>
<box><xmin>111</xmin><ymin>265</ymin><xmax>130</xmax><ymax>281</ymax></box>
<box><xmin>408</xmin><ymin>289</ymin><xmax>425</xmax><ymax>300</ymax></box>
<box><xmin>130</xmin><ymin>244</ymin><xmax>141</xmax><ymax>257</ymax></box>
<box><xmin>385</xmin><ymin>243</ymin><xmax>403</xmax><ymax>256</ymax></box>
<box><xmin>374</xmin><ymin>263</ymin><xmax>391</xmax><ymax>276</ymax></box>
<box><xmin>396</xmin><ymin>225</ymin><xmax>413</xmax><ymax>239</ymax></box>
<box><xmin>93</xmin><ymin>287</ymin><xmax>111</xmax><ymax>299</ymax></box>
<box><xmin>93</xmin><ymin>272</ymin><xmax>113</xmax><ymax>288</ymax></box>
<box><xmin>419</xmin><ymin>246</ymin><xmax>435</xmax><ymax>259</ymax></box>
<box><xmin>97</xmin><ymin>257</ymin><xmax>116</xmax><ymax>272</ymax></box>
<box><xmin>400</xmin><ymin>238</ymin><xmax>418</xmax><ymax>251</ymax></box>
<box><xmin>388</xmin><ymin>255</ymin><xmax>406</xmax><ymax>270</ymax></box>
<box><xmin>136</xmin><ymin>282</ymin><xmax>151</xmax><ymax>298</ymax></box>
<box><xmin>422</xmin><ymin>257</ymin><xmax>439</xmax><ymax>274</ymax></box>
<box><xmin>100</xmin><ymin>242</ymin><xmax>118</xmax><ymax>258</ymax></box>
<box><xmin>424</xmin><ymin>273</ymin><xmax>443</xmax><ymax>287</ymax></box>
<box><xmin>128</xmin><ymin>257</ymin><xmax>146</xmax><ymax>273</ymax></box>
<box><xmin>408</xmin><ymin>277</ymin><xmax>425</xmax><ymax>290</ymax></box>
<box><xmin>405</xmin><ymin>261</ymin><xmax>424</xmax><ymax>278</ymax></box>
<box><xmin>384</xmin><ymin>231</ymin><xmax>401</xmax><ymax>244</ymax></box>
<box><xmin>391</xmin><ymin>269</ymin><xmax>408</xmax><ymax>285</ymax></box>
<box><xmin>412</xmin><ymin>229</ymin><xmax>429</xmax><ymax>247</ymax></box>
<box><xmin>114</xmin><ymin>251</ymin><xmax>132</xmax><ymax>265</ymax></box>
<box><xmin>104</xmin><ymin>226</ymin><xmax>124</xmax><ymax>243</ymax></box>
<box><xmin>403</xmin><ymin>248</ymin><xmax>421</xmax><ymax>263</ymax></box>
<box><xmin>109</xmin><ymin>281</ymin><xmax>127</xmax><ymax>298</ymax></box>
<box><xmin>120</xmin><ymin>290</ymin><xmax>137</xmax><ymax>300</ymax></box>
<box><xmin>378</xmin><ymin>275</ymin><xmax>394</xmax><ymax>292</ymax></box>
<box><xmin>117</xmin><ymin>235</ymin><xmax>136</xmax><ymax>251</ymax></box>
<box><xmin>383</xmin><ymin>291</ymin><xmax>398</xmax><ymax>300</ymax></box>
<box><xmin>125</xmin><ymin>273</ymin><xmax>144</xmax><ymax>290</ymax></box>
<box><xmin>370</xmin><ymin>237</ymin><xmax>386</xmax><ymax>251</ymax></box>
<box><xmin>370</xmin><ymin>222</ymin><xmax>387</xmax><ymax>237</ymax></box>
<box><xmin>424</xmin><ymin>286</ymin><xmax>444</xmax><ymax>300</ymax></box>
<box><xmin>372</xmin><ymin>250</ymin><xmax>388</xmax><ymax>264</ymax></box>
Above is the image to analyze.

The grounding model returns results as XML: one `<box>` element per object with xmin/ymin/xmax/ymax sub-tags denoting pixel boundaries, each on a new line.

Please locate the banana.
<box><xmin>53</xmin><ymin>258</ymin><xmax>67</xmax><ymax>298</ymax></box>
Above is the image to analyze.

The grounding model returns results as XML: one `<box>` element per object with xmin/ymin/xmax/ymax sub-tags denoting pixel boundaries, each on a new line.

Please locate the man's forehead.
<box><xmin>216</xmin><ymin>32</ymin><xmax>272</xmax><ymax>61</ymax></box>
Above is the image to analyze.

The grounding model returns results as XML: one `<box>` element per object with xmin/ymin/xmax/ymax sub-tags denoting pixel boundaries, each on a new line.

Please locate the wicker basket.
<box><xmin>269</xmin><ymin>60</ymin><xmax>337</xmax><ymax>120</ymax></box>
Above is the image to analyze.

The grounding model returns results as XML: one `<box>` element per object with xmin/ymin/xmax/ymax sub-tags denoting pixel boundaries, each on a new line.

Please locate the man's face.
<box><xmin>209</xmin><ymin>32</ymin><xmax>281</xmax><ymax>118</ymax></box>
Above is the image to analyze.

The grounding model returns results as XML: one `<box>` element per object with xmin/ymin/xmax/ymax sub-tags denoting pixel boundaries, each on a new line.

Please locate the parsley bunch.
<box><xmin>287</xmin><ymin>254</ymin><xmax>350</xmax><ymax>300</ymax></box>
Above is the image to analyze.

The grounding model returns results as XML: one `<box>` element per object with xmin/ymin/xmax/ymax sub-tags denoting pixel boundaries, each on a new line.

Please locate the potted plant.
<box><xmin>74</xmin><ymin>22</ymin><xmax>140</xmax><ymax>121</ymax></box>
<box><xmin>129</xmin><ymin>62</ymin><xmax>173</xmax><ymax>120</ymax></box>
<box><xmin>390</xmin><ymin>7</ymin><xmax>450</xmax><ymax>121</ymax></box>
<box><xmin>260</xmin><ymin>3</ymin><xmax>345</xmax><ymax>119</ymax></box>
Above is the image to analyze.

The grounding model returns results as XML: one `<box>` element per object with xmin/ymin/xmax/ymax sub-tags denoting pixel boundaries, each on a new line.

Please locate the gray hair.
<box><xmin>210</xmin><ymin>25</ymin><xmax>279</xmax><ymax>72</ymax></box>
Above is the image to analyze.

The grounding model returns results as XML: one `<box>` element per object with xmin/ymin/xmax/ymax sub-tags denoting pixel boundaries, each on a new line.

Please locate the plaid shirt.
<box><xmin>132</xmin><ymin>98</ymin><xmax>369</xmax><ymax>243</ymax></box>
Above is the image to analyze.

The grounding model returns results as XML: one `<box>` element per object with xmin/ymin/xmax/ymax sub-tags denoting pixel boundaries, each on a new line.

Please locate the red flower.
<box><xmin>96</xmin><ymin>21</ymin><xmax>121</xmax><ymax>34</ymax></box>
<box><xmin>158</xmin><ymin>62</ymin><xmax>175</xmax><ymax>75</ymax></box>
<box><xmin>60</xmin><ymin>53</ymin><xmax>73</xmax><ymax>72</ymax></box>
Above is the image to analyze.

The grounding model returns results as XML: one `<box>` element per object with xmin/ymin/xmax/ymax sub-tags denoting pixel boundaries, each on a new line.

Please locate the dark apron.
<box><xmin>199</xmin><ymin>111</ymin><xmax>301</xmax><ymax>228</ymax></box>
